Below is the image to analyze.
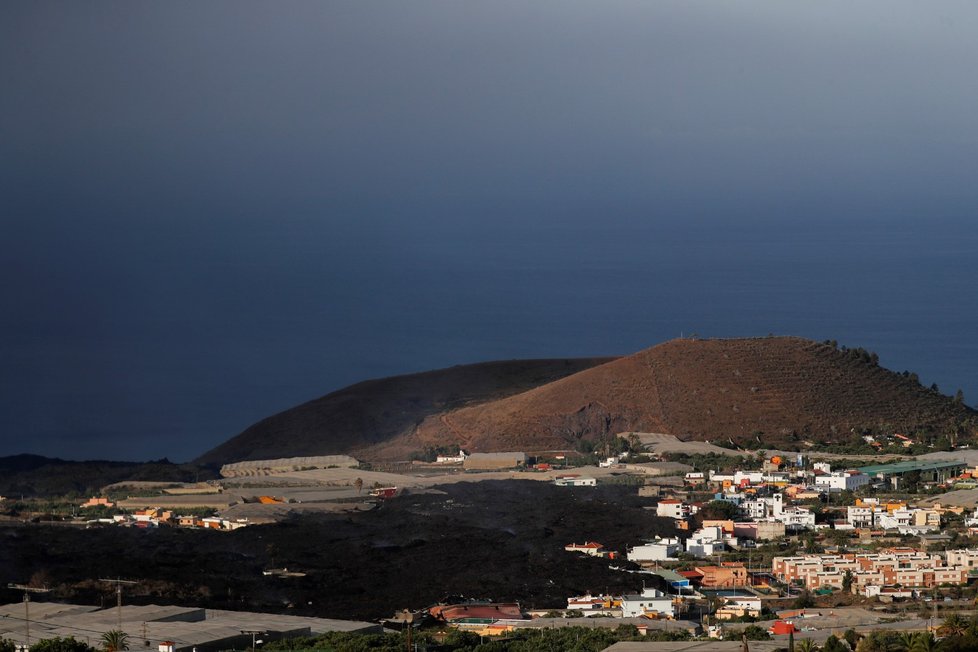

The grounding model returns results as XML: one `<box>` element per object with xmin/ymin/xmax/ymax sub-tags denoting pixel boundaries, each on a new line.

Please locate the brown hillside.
<box><xmin>195</xmin><ymin>358</ymin><xmax>614</xmax><ymax>465</ymax></box>
<box><xmin>368</xmin><ymin>337</ymin><xmax>975</xmax><ymax>458</ymax></box>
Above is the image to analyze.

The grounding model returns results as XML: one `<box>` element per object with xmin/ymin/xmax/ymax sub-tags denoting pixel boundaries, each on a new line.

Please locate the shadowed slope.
<box><xmin>195</xmin><ymin>358</ymin><xmax>614</xmax><ymax>464</ymax></box>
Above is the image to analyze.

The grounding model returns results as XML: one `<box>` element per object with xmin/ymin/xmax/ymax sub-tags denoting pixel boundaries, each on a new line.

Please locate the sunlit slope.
<box><xmin>382</xmin><ymin>337</ymin><xmax>975</xmax><ymax>457</ymax></box>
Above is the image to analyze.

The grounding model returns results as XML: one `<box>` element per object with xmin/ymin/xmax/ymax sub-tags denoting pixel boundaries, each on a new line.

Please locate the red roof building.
<box><xmin>769</xmin><ymin>620</ymin><xmax>798</xmax><ymax>635</ymax></box>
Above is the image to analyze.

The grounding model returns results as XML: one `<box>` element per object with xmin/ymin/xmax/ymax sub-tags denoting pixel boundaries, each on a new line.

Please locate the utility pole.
<box><xmin>7</xmin><ymin>583</ymin><xmax>51</xmax><ymax>649</ymax></box>
<box><xmin>99</xmin><ymin>578</ymin><xmax>138</xmax><ymax>631</ymax></box>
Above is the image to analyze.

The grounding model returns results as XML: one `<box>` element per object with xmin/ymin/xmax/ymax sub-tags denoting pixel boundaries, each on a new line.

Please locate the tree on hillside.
<box><xmin>100</xmin><ymin>631</ymin><xmax>128</xmax><ymax>652</ymax></box>
<box><xmin>724</xmin><ymin>625</ymin><xmax>770</xmax><ymax>641</ymax></box>
<box><xmin>822</xmin><ymin>635</ymin><xmax>848</xmax><ymax>652</ymax></box>
<box><xmin>842</xmin><ymin>569</ymin><xmax>855</xmax><ymax>592</ymax></box>
<box><xmin>793</xmin><ymin>589</ymin><xmax>815</xmax><ymax>609</ymax></box>
<box><xmin>796</xmin><ymin>638</ymin><xmax>818</xmax><ymax>652</ymax></box>
<box><xmin>700</xmin><ymin>499</ymin><xmax>741</xmax><ymax>521</ymax></box>
<box><xmin>843</xmin><ymin>629</ymin><xmax>862</xmax><ymax>650</ymax></box>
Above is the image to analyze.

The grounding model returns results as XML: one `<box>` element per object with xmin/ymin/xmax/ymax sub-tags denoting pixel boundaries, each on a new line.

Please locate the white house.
<box><xmin>847</xmin><ymin>505</ymin><xmax>876</xmax><ymax>528</ymax></box>
<box><xmin>435</xmin><ymin>450</ymin><xmax>467</xmax><ymax>463</ymax></box>
<box><xmin>554</xmin><ymin>476</ymin><xmax>597</xmax><ymax>487</ymax></box>
<box><xmin>715</xmin><ymin>596</ymin><xmax>762</xmax><ymax>620</ymax></box>
<box><xmin>743</xmin><ymin>494</ymin><xmax>814</xmax><ymax>529</ymax></box>
<box><xmin>743</xmin><ymin>493</ymin><xmax>785</xmax><ymax>519</ymax></box>
<box><xmin>709</xmin><ymin>470</ymin><xmax>764</xmax><ymax>486</ymax></box>
<box><xmin>814</xmin><ymin>470</ymin><xmax>871</xmax><ymax>492</ymax></box>
<box><xmin>780</xmin><ymin>505</ymin><xmax>816</xmax><ymax>529</ymax></box>
<box><xmin>566</xmin><ymin>593</ymin><xmax>616</xmax><ymax>614</ymax></box>
<box><xmin>685</xmin><ymin>526</ymin><xmax>737</xmax><ymax>558</ymax></box>
<box><xmin>565</xmin><ymin>541</ymin><xmax>607</xmax><ymax>556</ymax></box>
<box><xmin>627</xmin><ymin>538</ymin><xmax>682</xmax><ymax>562</ymax></box>
<box><xmin>656</xmin><ymin>499</ymin><xmax>692</xmax><ymax>520</ymax></box>
<box><xmin>877</xmin><ymin>508</ymin><xmax>939</xmax><ymax>534</ymax></box>
<box><xmin>620</xmin><ymin>587</ymin><xmax>674</xmax><ymax>618</ymax></box>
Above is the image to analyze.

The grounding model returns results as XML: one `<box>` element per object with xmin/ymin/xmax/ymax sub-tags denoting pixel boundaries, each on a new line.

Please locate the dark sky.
<box><xmin>2</xmin><ymin>2</ymin><xmax>978</xmax><ymax>461</ymax></box>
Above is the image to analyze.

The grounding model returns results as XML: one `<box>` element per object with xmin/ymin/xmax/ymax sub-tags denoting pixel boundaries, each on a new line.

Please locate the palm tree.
<box><xmin>894</xmin><ymin>631</ymin><xmax>916</xmax><ymax>652</ymax></box>
<box><xmin>796</xmin><ymin>638</ymin><xmax>819</xmax><ymax>652</ymax></box>
<box><xmin>910</xmin><ymin>632</ymin><xmax>941</xmax><ymax>652</ymax></box>
<box><xmin>939</xmin><ymin>613</ymin><xmax>968</xmax><ymax>638</ymax></box>
<box><xmin>101</xmin><ymin>630</ymin><xmax>129</xmax><ymax>652</ymax></box>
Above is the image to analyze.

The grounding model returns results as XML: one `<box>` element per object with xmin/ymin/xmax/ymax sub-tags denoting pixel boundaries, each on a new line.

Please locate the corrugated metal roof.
<box><xmin>0</xmin><ymin>602</ymin><xmax>379</xmax><ymax>649</ymax></box>
<box><xmin>858</xmin><ymin>460</ymin><xmax>966</xmax><ymax>475</ymax></box>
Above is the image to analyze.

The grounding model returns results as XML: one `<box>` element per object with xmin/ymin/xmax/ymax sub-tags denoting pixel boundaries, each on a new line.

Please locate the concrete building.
<box><xmin>743</xmin><ymin>494</ymin><xmax>814</xmax><ymax>530</ymax></box>
<box><xmin>620</xmin><ymin>587</ymin><xmax>674</xmax><ymax>618</ymax></box>
<box><xmin>435</xmin><ymin>451</ymin><xmax>467</xmax><ymax>463</ymax></box>
<box><xmin>694</xmin><ymin>563</ymin><xmax>747</xmax><ymax>588</ymax></box>
<box><xmin>709</xmin><ymin>470</ymin><xmax>763</xmax><ymax>486</ymax></box>
<box><xmin>656</xmin><ymin>499</ymin><xmax>692</xmax><ymax>520</ymax></box>
<box><xmin>945</xmin><ymin>549</ymin><xmax>978</xmax><ymax>570</ymax></box>
<box><xmin>627</xmin><ymin>538</ymin><xmax>682</xmax><ymax>562</ymax></box>
<box><xmin>847</xmin><ymin>505</ymin><xmax>877</xmax><ymax>528</ymax></box>
<box><xmin>877</xmin><ymin>508</ymin><xmax>940</xmax><ymax>534</ymax></box>
<box><xmin>773</xmin><ymin>548</ymin><xmax>972</xmax><ymax>594</ymax></box>
<box><xmin>814</xmin><ymin>470</ymin><xmax>871</xmax><ymax>492</ymax></box>
<box><xmin>566</xmin><ymin>594</ymin><xmax>617</xmax><ymax>615</ymax></box>
<box><xmin>733</xmin><ymin>521</ymin><xmax>785</xmax><ymax>541</ymax></box>
<box><xmin>565</xmin><ymin>541</ymin><xmax>609</xmax><ymax>556</ymax></box>
<box><xmin>685</xmin><ymin>526</ymin><xmax>736</xmax><ymax>558</ymax></box>
<box><xmin>715</xmin><ymin>596</ymin><xmax>762</xmax><ymax>620</ymax></box>
<box><xmin>554</xmin><ymin>475</ymin><xmax>597</xmax><ymax>487</ymax></box>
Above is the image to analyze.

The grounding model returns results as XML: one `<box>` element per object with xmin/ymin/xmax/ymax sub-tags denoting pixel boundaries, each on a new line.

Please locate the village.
<box><xmin>367</xmin><ymin>442</ymin><xmax>978</xmax><ymax>646</ymax></box>
<box><xmin>10</xmin><ymin>440</ymin><xmax>978</xmax><ymax>650</ymax></box>
<box><xmin>539</xmin><ymin>448</ymin><xmax>978</xmax><ymax>643</ymax></box>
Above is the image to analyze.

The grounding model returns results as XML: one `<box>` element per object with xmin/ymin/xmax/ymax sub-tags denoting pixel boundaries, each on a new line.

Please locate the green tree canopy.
<box><xmin>30</xmin><ymin>637</ymin><xmax>96</xmax><ymax>652</ymax></box>
<box><xmin>100</xmin><ymin>631</ymin><xmax>129</xmax><ymax>652</ymax></box>
<box><xmin>699</xmin><ymin>499</ymin><xmax>741</xmax><ymax>521</ymax></box>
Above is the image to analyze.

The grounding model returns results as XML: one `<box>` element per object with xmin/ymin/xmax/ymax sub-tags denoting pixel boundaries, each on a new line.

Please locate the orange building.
<box><xmin>694</xmin><ymin>562</ymin><xmax>747</xmax><ymax>588</ymax></box>
<box><xmin>81</xmin><ymin>497</ymin><xmax>114</xmax><ymax>508</ymax></box>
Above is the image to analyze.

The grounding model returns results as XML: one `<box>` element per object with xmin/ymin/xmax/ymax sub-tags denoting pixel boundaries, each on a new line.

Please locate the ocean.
<box><xmin>5</xmin><ymin>212</ymin><xmax>976</xmax><ymax>462</ymax></box>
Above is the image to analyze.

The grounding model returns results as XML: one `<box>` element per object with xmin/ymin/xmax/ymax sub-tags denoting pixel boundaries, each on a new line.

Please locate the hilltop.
<box><xmin>363</xmin><ymin>337</ymin><xmax>976</xmax><ymax>459</ymax></box>
<box><xmin>196</xmin><ymin>358</ymin><xmax>614</xmax><ymax>465</ymax></box>
<box><xmin>199</xmin><ymin>337</ymin><xmax>975</xmax><ymax>465</ymax></box>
